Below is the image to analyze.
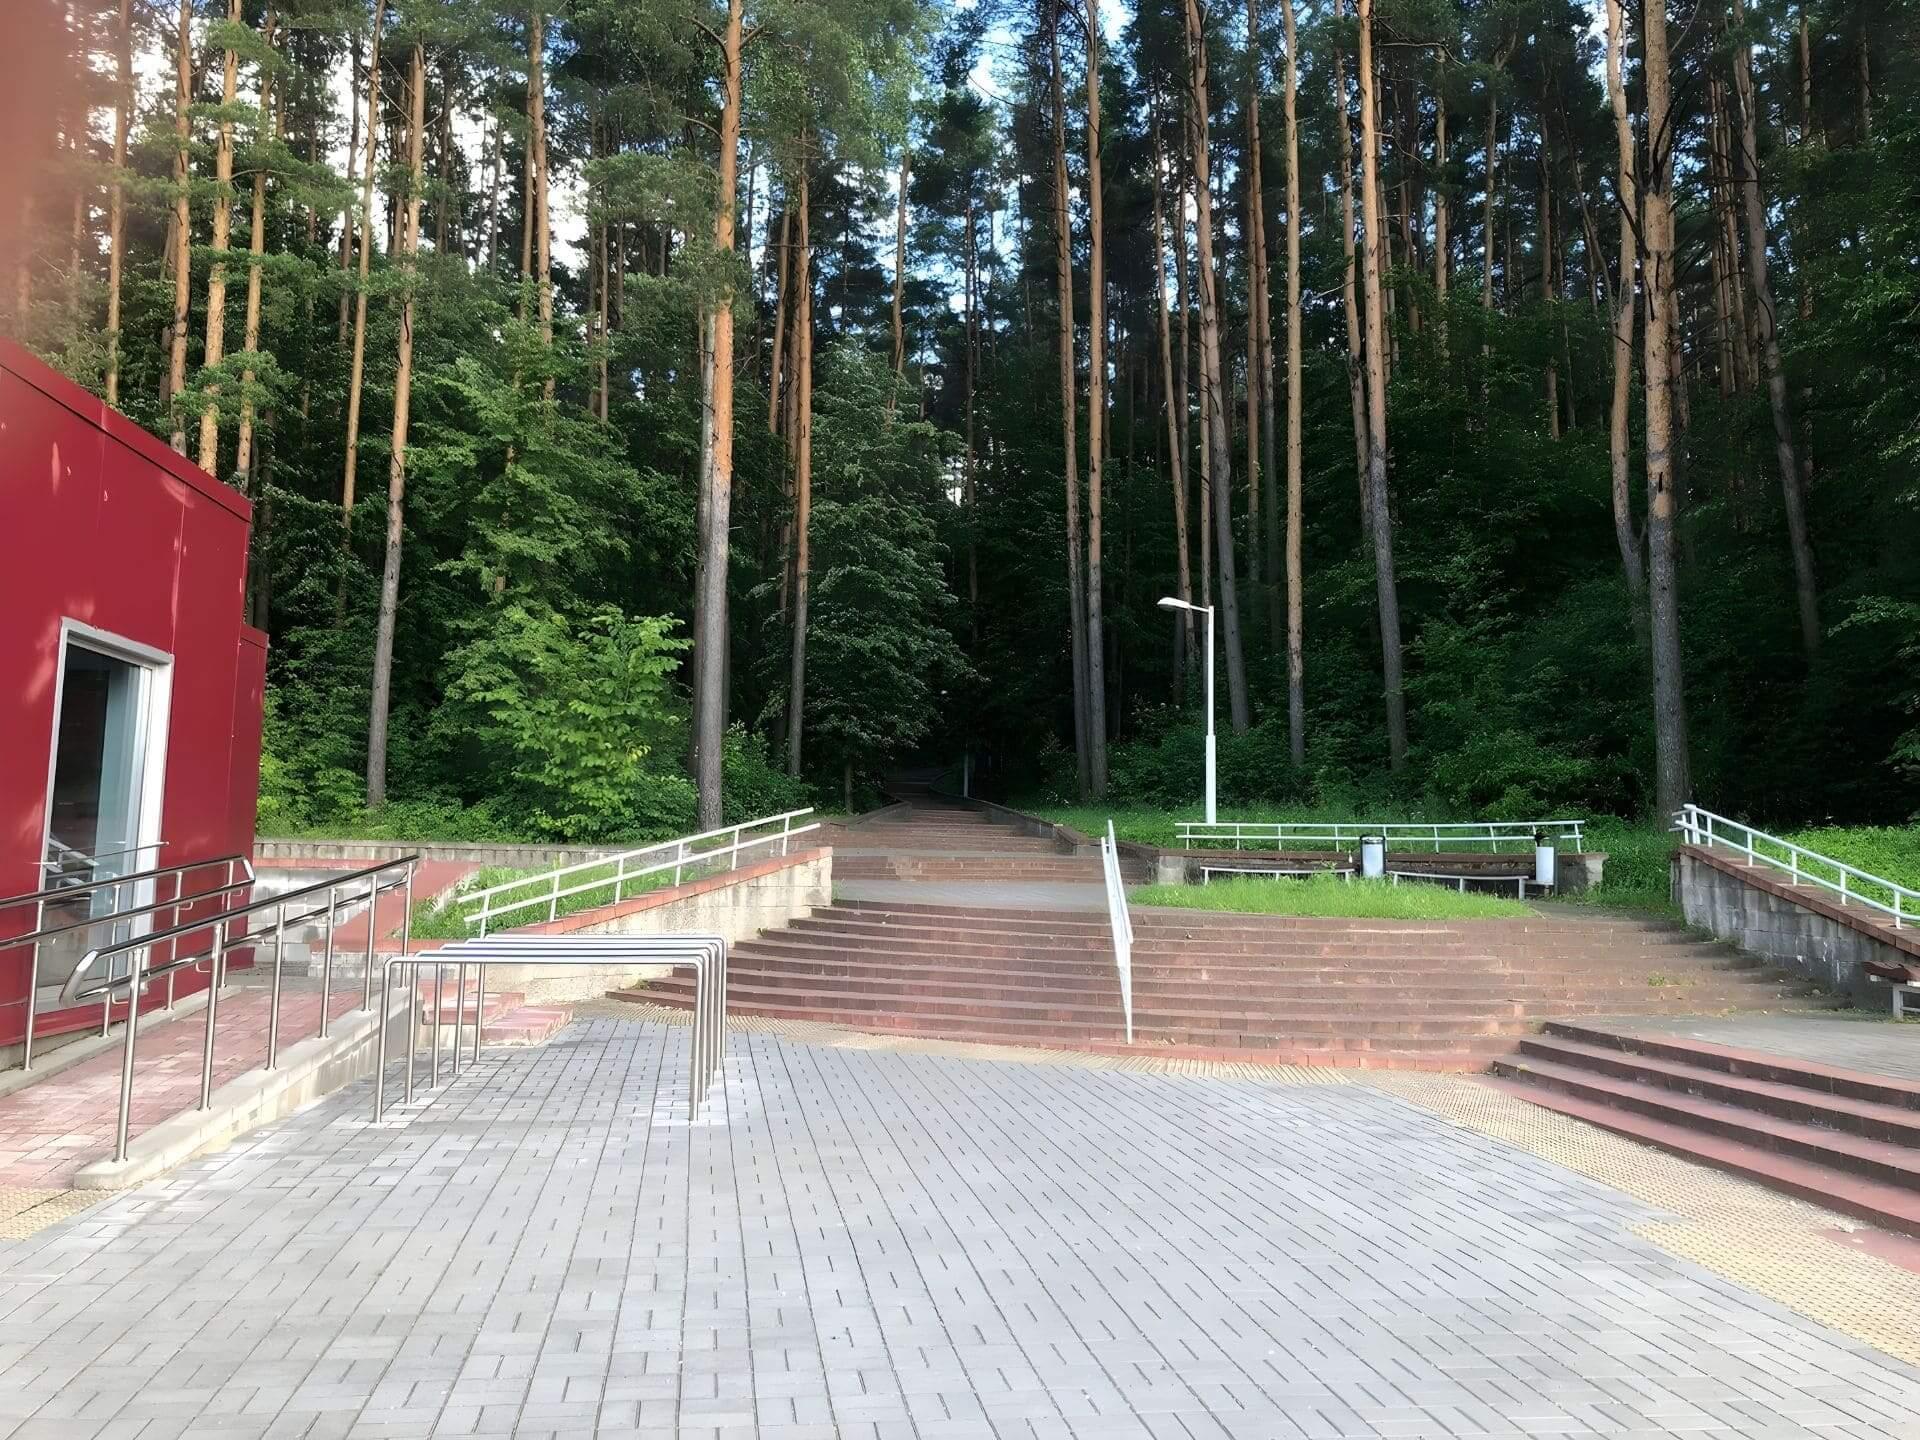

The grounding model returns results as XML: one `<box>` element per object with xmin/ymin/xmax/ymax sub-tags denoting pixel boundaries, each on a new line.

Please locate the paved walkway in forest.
<box><xmin>4</xmin><ymin>1011</ymin><xmax>1920</xmax><ymax>1439</ymax></box>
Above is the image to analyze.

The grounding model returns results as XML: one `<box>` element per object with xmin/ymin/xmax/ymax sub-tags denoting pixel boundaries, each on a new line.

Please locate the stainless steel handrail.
<box><xmin>37</xmin><ymin>837</ymin><xmax>170</xmax><ymax>873</ymax></box>
<box><xmin>1101</xmin><ymin>820</ymin><xmax>1134</xmax><ymax>1044</ymax></box>
<box><xmin>452</xmin><ymin>808</ymin><xmax>817</xmax><ymax>934</ymax></box>
<box><xmin>0</xmin><ymin>848</ymin><xmax>228</xmax><ymax>913</ymax></box>
<box><xmin>61</xmin><ymin>855</ymin><xmax>419</xmax><ymax>1164</ymax></box>
<box><xmin>3</xmin><ymin>852</ymin><xmax>254</xmax><ymax>1070</ymax></box>
<box><xmin>373</xmin><ymin>933</ymin><xmax>727</xmax><ymax>1120</ymax></box>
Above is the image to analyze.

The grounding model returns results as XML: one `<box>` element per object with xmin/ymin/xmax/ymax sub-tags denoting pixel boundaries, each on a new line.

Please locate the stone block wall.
<box><xmin>1674</xmin><ymin>846</ymin><xmax>1918</xmax><ymax>1006</ymax></box>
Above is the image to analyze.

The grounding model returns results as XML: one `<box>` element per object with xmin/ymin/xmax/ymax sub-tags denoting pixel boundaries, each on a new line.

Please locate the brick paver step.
<box><xmin>1541</xmin><ymin>1021</ymin><xmax>1920</xmax><ymax>1111</ymax></box>
<box><xmin>1491</xmin><ymin>1054</ymin><xmax>1920</xmax><ymax>1191</ymax></box>
<box><xmin>1512</xmin><ymin>1033</ymin><xmax>1920</xmax><ymax>1146</ymax></box>
<box><xmin>1486</xmin><ymin>1075</ymin><xmax>1920</xmax><ymax>1238</ymax></box>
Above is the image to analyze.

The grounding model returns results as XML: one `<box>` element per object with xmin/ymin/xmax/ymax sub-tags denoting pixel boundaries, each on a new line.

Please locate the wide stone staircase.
<box><xmin>1492</xmin><ymin>1023</ymin><xmax>1920</xmax><ymax>1235</ymax></box>
<box><xmin>621</xmin><ymin>899</ymin><xmax>1828</xmax><ymax>1069</ymax></box>
<box><xmin>826</xmin><ymin>799</ymin><xmax>1135</xmax><ymax>883</ymax></box>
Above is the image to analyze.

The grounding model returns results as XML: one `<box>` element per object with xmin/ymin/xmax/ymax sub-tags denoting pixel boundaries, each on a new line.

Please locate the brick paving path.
<box><xmin>3</xmin><ymin>1015</ymin><xmax>1919</xmax><ymax>1438</ymax></box>
<box><xmin>0</xmin><ymin>982</ymin><xmax>365</xmax><ymax>1187</ymax></box>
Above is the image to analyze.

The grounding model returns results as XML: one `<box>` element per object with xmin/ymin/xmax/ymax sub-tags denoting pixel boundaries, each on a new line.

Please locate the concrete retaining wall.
<box><xmin>477</xmin><ymin>848</ymin><xmax>832</xmax><ymax>1003</ymax></box>
<box><xmin>1674</xmin><ymin>844</ymin><xmax>1919</xmax><ymax>1006</ymax></box>
<box><xmin>256</xmin><ymin>837</ymin><xmax>621</xmax><ymax>868</ymax></box>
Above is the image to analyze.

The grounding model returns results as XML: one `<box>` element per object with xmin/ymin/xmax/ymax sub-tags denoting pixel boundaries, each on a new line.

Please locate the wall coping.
<box><xmin>257</xmin><ymin>837</ymin><xmax>625</xmax><ymax>866</ymax></box>
<box><xmin>1678</xmin><ymin>843</ymin><xmax>1920</xmax><ymax>961</ymax></box>
<box><xmin>516</xmin><ymin>847</ymin><xmax>828</xmax><ymax>935</ymax></box>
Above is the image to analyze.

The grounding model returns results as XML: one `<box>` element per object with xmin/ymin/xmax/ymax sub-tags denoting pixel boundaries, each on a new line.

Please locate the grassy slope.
<box><xmin>1131</xmin><ymin>874</ymin><xmax>1534</xmax><ymax>919</ymax></box>
<box><xmin>408</xmin><ymin>861</ymin><xmax>679</xmax><ymax>940</ymax></box>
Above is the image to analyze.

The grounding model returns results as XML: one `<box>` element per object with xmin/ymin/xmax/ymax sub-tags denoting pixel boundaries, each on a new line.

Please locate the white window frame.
<box><xmin>38</xmin><ymin>620</ymin><xmax>174</xmax><ymax>990</ymax></box>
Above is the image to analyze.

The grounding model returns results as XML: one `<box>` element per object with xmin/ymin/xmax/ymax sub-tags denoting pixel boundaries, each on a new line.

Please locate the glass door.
<box><xmin>38</xmin><ymin>639</ymin><xmax>161</xmax><ymax>997</ymax></box>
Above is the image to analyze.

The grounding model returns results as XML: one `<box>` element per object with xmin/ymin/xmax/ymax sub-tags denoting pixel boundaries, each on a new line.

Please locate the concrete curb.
<box><xmin>70</xmin><ymin>991</ymin><xmax>414</xmax><ymax>1191</ymax></box>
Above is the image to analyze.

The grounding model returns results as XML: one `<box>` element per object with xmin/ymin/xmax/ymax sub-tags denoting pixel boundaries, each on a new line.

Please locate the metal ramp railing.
<box><xmin>373</xmin><ymin>934</ymin><xmax>728</xmax><ymax>1119</ymax></box>
<box><xmin>59</xmin><ymin>856</ymin><xmax>419</xmax><ymax>1162</ymax></box>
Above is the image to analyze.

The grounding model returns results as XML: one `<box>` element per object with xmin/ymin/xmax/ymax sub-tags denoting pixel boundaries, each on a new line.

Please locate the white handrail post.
<box><xmin>614</xmin><ymin>853</ymin><xmax>625</xmax><ymax>904</ymax></box>
<box><xmin>675</xmin><ymin>841</ymin><xmax>686</xmax><ymax>886</ymax></box>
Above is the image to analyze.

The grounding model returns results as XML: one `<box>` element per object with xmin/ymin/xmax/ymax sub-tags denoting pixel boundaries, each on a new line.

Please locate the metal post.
<box><xmin>675</xmin><ymin>841</ymin><xmax>686</xmax><ymax>886</ymax></box>
<box><xmin>473</xmin><ymin>962</ymin><xmax>486</xmax><ymax>1064</ymax></box>
<box><xmin>404</xmin><ymin>959</ymin><xmax>418</xmax><ymax>1104</ymax></box>
<box><xmin>1202</xmin><ymin>605</ymin><xmax>1217</xmax><ymax>825</ymax></box>
<box><xmin>780</xmin><ymin>814</ymin><xmax>791</xmax><ymax>856</ymax></box>
<box><xmin>732</xmin><ymin>825</ymin><xmax>744</xmax><ymax>871</ymax></box>
<box><xmin>199</xmin><ymin>928</ymin><xmax>225</xmax><ymax>1110</ymax></box>
<box><xmin>113</xmin><ymin>965</ymin><xmax>142</xmax><ymax>1163</ymax></box>
<box><xmin>450</xmin><ymin>962</ymin><xmax>464</xmax><ymax>1080</ymax></box>
<box><xmin>22</xmin><ymin>896</ymin><xmax>45</xmax><ymax>1070</ymax></box>
<box><xmin>430</xmin><ymin>961</ymin><xmax>444</xmax><ymax>1082</ymax></box>
<box><xmin>614</xmin><ymin>854</ymin><xmax>626</xmax><ymax>904</ymax></box>
<box><xmin>266</xmin><ymin>905</ymin><xmax>286</xmax><ymax>1070</ymax></box>
<box><xmin>362</xmin><ymin>876</ymin><xmax>377</xmax><ymax>1009</ymax></box>
<box><xmin>399</xmin><ymin>868</ymin><xmax>413</xmax><ymax>959</ymax></box>
<box><xmin>374</xmin><ymin>959</ymin><xmax>391</xmax><ymax>1118</ymax></box>
<box><xmin>319</xmin><ymin>885</ymin><xmax>337</xmax><ymax>1039</ymax></box>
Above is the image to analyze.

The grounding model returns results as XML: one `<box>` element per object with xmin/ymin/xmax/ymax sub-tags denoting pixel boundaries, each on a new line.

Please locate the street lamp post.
<box><xmin>1157</xmin><ymin>596</ymin><xmax>1216</xmax><ymax>823</ymax></box>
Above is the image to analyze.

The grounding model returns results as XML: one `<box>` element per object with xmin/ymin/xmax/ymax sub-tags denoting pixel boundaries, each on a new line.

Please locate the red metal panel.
<box><xmin>0</xmin><ymin>341</ymin><xmax>264</xmax><ymax>1048</ymax></box>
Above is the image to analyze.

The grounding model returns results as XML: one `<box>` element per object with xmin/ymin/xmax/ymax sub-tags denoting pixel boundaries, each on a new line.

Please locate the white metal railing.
<box><xmin>1674</xmin><ymin>803</ymin><xmax>1914</xmax><ymax>930</ymax></box>
<box><xmin>1101</xmin><ymin>819</ymin><xmax>1134</xmax><ymax>1043</ymax></box>
<box><xmin>450</xmin><ymin>808</ymin><xmax>818</xmax><ymax>934</ymax></box>
<box><xmin>1175</xmin><ymin>818</ymin><xmax>1585</xmax><ymax>853</ymax></box>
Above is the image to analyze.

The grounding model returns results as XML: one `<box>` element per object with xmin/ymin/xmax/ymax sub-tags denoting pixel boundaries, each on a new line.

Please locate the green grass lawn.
<box><xmin>1131</xmin><ymin>873</ymin><xmax>1535</xmax><ymax>920</ymax></box>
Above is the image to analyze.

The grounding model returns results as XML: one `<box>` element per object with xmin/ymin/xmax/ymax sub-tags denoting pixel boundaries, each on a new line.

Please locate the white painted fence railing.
<box><xmin>450</xmin><ymin>808</ymin><xmax>818</xmax><ymax>935</ymax></box>
<box><xmin>1673</xmin><ymin>803</ymin><xmax>1913</xmax><ymax>930</ymax></box>
<box><xmin>1101</xmin><ymin>820</ymin><xmax>1134</xmax><ymax>1044</ymax></box>
<box><xmin>1175</xmin><ymin>819</ymin><xmax>1585</xmax><ymax>853</ymax></box>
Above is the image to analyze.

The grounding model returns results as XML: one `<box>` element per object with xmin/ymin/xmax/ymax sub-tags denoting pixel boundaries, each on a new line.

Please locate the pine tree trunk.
<box><xmin>485</xmin><ymin>116</ymin><xmax>501</xmax><ymax>274</ymax></box>
<box><xmin>1281</xmin><ymin>0</ymin><xmax>1305</xmax><ymax>765</ymax></box>
<box><xmin>1640</xmin><ymin>0</ymin><xmax>1691</xmax><ymax>816</ymax></box>
<box><xmin>1433</xmin><ymin>76</ymin><xmax>1448</xmax><ymax>324</ymax></box>
<box><xmin>365</xmin><ymin>43</ymin><xmax>426</xmax><ymax>809</ymax></box>
<box><xmin>1332</xmin><ymin>14</ymin><xmax>1369</xmax><ymax>526</ymax></box>
<box><xmin>1245</xmin><ymin>0</ymin><xmax>1269</xmax><ymax>645</ymax></box>
<box><xmin>341</xmin><ymin>0</ymin><xmax>386</xmax><ymax>526</ymax></box>
<box><xmin>1084</xmin><ymin>0</ymin><xmax>1110</xmax><ymax>796</ymax></box>
<box><xmin>888</xmin><ymin>142</ymin><xmax>909</xmax><ymax>417</ymax></box>
<box><xmin>167</xmin><ymin>0</ymin><xmax>193</xmax><ymax>454</ymax></box>
<box><xmin>1052</xmin><ymin>18</ymin><xmax>1091</xmax><ymax>798</ymax></box>
<box><xmin>196</xmin><ymin>2</ymin><xmax>241</xmax><ymax>474</ymax></box>
<box><xmin>234</xmin><ymin>12</ymin><xmax>277</xmax><ymax>483</ymax></box>
<box><xmin>338</xmin><ymin>35</ymin><xmax>360</xmax><ymax>340</ymax></box>
<box><xmin>697</xmin><ymin>0</ymin><xmax>744</xmax><ymax>817</ymax></box>
<box><xmin>1731</xmin><ymin>0</ymin><xmax>1818</xmax><ymax>655</ymax></box>
<box><xmin>785</xmin><ymin>163</ymin><xmax>813</xmax><ymax>779</ymax></box>
<box><xmin>1185</xmin><ymin>0</ymin><xmax>1250</xmax><ymax>734</ymax></box>
<box><xmin>1604</xmin><ymin>0</ymin><xmax>1646</xmax><ymax>599</ymax></box>
<box><xmin>532</xmin><ymin>10</ymin><xmax>553</xmax><ymax>392</ymax></box>
<box><xmin>104</xmin><ymin>0</ymin><xmax>131</xmax><ymax>407</ymax></box>
<box><xmin>1356</xmin><ymin>0</ymin><xmax>1408</xmax><ymax>768</ymax></box>
<box><xmin>768</xmin><ymin>203</ymin><xmax>789</xmax><ymax>432</ymax></box>
<box><xmin>1150</xmin><ymin>117</ymin><xmax>1197</xmax><ymax>690</ymax></box>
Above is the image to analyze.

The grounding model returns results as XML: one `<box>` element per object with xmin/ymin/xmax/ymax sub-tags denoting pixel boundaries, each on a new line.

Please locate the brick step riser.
<box><xmin>1514</xmin><ymin>1039</ymin><xmax>1920</xmax><ymax>1147</ymax></box>
<box><xmin>1494</xmin><ymin>1063</ymin><xmax>1920</xmax><ymax>1192</ymax></box>
<box><xmin>742</xmin><ymin>938</ymin><xmax>1761</xmax><ymax>976</ymax></box>
<box><xmin>643</xmin><ymin>986</ymin><xmax>1535</xmax><ymax>1036</ymax></box>
<box><xmin>638</xmin><ymin>991</ymin><xmax>1530</xmax><ymax>1053</ymax></box>
<box><xmin>1541</xmin><ymin>1022</ymin><xmax>1920</xmax><ymax>1113</ymax></box>
<box><xmin>834</xmin><ymin>905</ymin><xmax>1697</xmax><ymax>942</ymax></box>
<box><xmin>673</xmin><ymin>975</ymin><xmax>1815</xmax><ymax>1016</ymax></box>
<box><xmin>780</xmin><ymin>918</ymin><xmax>1734</xmax><ymax>955</ymax></box>
<box><xmin>717</xmin><ymin>952</ymin><xmax>1806</xmax><ymax>994</ymax></box>
<box><xmin>817</xmin><ymin>911</ymin><xmax>1717</xmax><ymax>948</ymax></box>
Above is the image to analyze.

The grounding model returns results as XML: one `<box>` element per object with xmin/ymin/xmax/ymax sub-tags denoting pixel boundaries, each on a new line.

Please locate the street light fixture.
<box><xmin>1157</xmin><ymin>596</ymin><xmax>1216</xmax><ymax>823</ymax></box>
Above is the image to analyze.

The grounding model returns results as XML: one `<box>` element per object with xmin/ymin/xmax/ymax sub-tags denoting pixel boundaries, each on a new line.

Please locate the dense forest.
<box><xmin>5</xmin><ymin>0</ymin><xmax>1916</xmax><ymax>840</ymax></box>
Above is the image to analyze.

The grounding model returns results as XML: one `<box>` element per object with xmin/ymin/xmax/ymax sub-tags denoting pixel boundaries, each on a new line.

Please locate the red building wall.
<box><xmin>0</xmin><ymin>340</ymin><xmax>266</xmax><ymax>1046</ymax></box>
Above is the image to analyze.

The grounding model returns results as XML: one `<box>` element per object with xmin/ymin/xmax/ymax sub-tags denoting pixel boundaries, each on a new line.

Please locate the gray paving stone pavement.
<box><xmin>2</xmin><ymin>1014</ymin><xmax>1918</xmax><ymax>1439</ymax></box>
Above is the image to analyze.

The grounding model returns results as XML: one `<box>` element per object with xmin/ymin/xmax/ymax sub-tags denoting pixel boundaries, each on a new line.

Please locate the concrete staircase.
<box><xmin>621</xmin><ymin>899</ymin><xmax>1828</xmax><ymax>1070</ymax></box>
<box><xmin>828</xmin><ymin>799</ymin><xmax>1143</xmax><ymax>883</ymax></box>
<box><xmin>1493</xmin><ymin>1023</ymin><xmax>1920</xmax><ymax>1236</ymax></box>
